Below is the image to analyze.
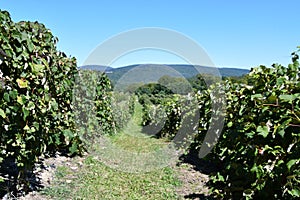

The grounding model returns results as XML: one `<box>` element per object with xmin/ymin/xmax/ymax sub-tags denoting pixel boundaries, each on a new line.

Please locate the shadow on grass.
<box><xmin>0</xmin><ymin>156</ymin><xmax>44</xmax><ymax>198</ymax></box>
<box><xmin>178</xmin><ymin>150</ymin><xmax>221</xmax><ymax>175</ymax></box>
<box><xmin>184</xmin><ymin>193</ymin><xmax>215</xmax><ymax>200</ymax></box>
<box><xmin>177</xmin><ymin>150</ymin><xmax>222</xmax><ymax>200</ymax></box>
<box><xmin>0</xmin><ymin>149</ymin><xmax>70</xmax><ymax>199</ymax></box>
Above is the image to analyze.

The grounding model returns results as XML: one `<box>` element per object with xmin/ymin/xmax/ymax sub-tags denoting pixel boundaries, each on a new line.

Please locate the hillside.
<box><xmin>79</xmin><ymin>64</ymin><xmax>249</xmax><ymax>84</ymax></box>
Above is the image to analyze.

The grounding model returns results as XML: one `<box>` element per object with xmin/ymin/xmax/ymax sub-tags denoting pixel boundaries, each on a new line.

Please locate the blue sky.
<box><xmin>1</xmin><ymin>1</ymin><xmax>299</xmax><ymax>69</ymax></box>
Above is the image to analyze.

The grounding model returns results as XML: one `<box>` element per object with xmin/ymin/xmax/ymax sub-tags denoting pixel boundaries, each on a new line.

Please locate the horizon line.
<box><xmin>79</xmin><ymin>63</ymin><xmax>251</xmax><ymax>70</ymax></box>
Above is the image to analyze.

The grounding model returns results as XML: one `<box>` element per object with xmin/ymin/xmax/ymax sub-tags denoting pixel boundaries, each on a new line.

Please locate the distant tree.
<box><xmin>135</xmin><ymin>83</ymin><xmax>173</xmax><ymax>96</ymax></box>
<box><xmin>188</xmin><ymin>73</ymin><xmax>222</xmax><ymax>91</ymax></box>
<box><xmin>124</xmin><ymin>82</ymin><xmax>144</xmax><ymax>93</ymax></box>
<box><xmin>158</xmin><ymin>75</ymin><xmax>192</xmax><ymax>94</ymax></box>
<box><xmin>157</xmin><ymin>75</ymin><xmax>175</xmax><ymax>86</ymax></box>
<box><xmin>222</xmin><ymin>74</ymin><xmax>249</xmax><ymax>84</ymax></box>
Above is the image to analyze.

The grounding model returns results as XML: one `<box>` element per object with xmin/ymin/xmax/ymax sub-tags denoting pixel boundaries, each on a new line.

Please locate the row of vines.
<box><xmin>137</xmin><ymin>52</ymin><xmax>300</xmax><ymax>199</ymax></box>
<box><xmin>210</xmin><ymin>55</ymin><xmax>300</xmax><ymax>199</ymax></box>
<box><xmin>0</xmin><ymin>10</ymin><xmax>134</xmax><ymax>196</ymax></box>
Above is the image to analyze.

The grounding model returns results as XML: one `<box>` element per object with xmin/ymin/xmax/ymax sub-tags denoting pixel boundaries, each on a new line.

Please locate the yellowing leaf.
<box><xmin>23</xmin><ymin>125</ymin><xmax>30</xmax><ymax>131</ymax></box>
<box><xmin>16</xmin><ymin>78</ymin><xmax>28</xmax><ymax>88</ymax></box>
<box><xmin>17</xmin><ymin>96</ymin><xmax>22</xmax><ymax>104</ymax></box>
<box><xmin>0</xmin><ymin>108</ymin><xmax>6</xmax><ymax>118</ymax></box>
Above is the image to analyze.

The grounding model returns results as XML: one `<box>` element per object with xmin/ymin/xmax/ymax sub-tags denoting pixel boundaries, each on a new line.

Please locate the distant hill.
<box><xmin>79</xmin><ymin>65</ymin><xmax>113</xmax><ymax>72</ymax></box>
<box><xmin>79</xmin><ymin>64</ymin><xmax>249</xmax><ymax>84</ymax></box>
<box><xmin>218</xmin><ymin>67</ymin><xmax>250</xmax><ymax>77</ymax></box>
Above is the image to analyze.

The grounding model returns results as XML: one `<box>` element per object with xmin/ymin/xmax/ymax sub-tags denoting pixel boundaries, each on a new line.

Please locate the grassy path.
<box><xmin>41</xmin><ymin>103</ymin><xmax>182</xmax><ymax>199</ymax></box>
<box><xmin>110</xmin><ymin>101</ymin><xmax>168</xmax><ymax>152</ymax></box>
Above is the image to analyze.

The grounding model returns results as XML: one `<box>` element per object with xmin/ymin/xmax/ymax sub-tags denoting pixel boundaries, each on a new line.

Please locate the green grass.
<box><xmin>43</xmin><ymin>156</ymin><xmax>180</xmax><ymax>200</ymax></box>
<box><xmin>110</xmin><ymin>103</ymin><xmax>168</xmax><ymax>153</ymax></box>
<box><xmin>41</xmin><ymin>102</ymin><xmax>181</xmax><ymax>199</ymax></box>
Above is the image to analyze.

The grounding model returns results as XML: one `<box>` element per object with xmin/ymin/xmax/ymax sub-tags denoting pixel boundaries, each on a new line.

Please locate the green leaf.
<box><xmin>239</xmin><ymin>105</ymin><xmax>245</xmax><ymax>116</ymax></box>
<box><xmin>279</xmin><ymin>94</ymin><xmax>296</xmax><ymax>102</ymax></box>
<box><xmin>276</xmin><ymin>159</ymin><xmax>284</xmax><ymax>166</ymax></box>
<box><xmin>267</xmin><ymin>95</ymin><xmax>277</xmax><ymax>104</ymax></box>
<box><xmin>287</xmin><ymin>159</ymin><xmax>298</xmax><ymax>171</ymax></box>
<box><xmin>63</xmin><ymin>129</ymin><xmax>73</xmax><ymax>138</ymax></box>
<box><xmin>3</xmin><ymin>92</ymin><xmax>10</xmax><ymax>102</ymax></box>
<box><xmin>9</xmin><ymin>89</ymin><xmax>18</xmax><ymax>99</ymax></box>
<box><xmin>0</xmin><ymin>108</ymin><xmax>6</xmax><ymax>118</ymax></box>
<box><xmin>28</xmin><ymin>127</ymin><xmax>36</xmax><ymax>133</ymax></box>
<box><xmin>27</xmin><ymin>101</ymin><xmax>35</xmax><ymax>110</ymax></box>
<box><xmin>26</xmin><ymin>38</ymin><xmax>34</xmax><ymax>52</ymax></box>
<box><xmin>25</xmin><ymin>135</ymin><xmax>35</xmax><ymax>141</ymax></box>
<box><xmin>22</xmin><ymin>107</ymin><xmax>30</xmax><ymax>121</ymax></box>
<box><xmin>257</xmin><ymin>125</ymin><xmax>269</xmax><ymax>138</ymax></box>
<box><xmin>11</xmin><ymin>105</ymin><xmax>19</xmax><ymax>112</ymax></box>
<box><xmin>251</xmin><ymin>94</ymin><xmax>263</xmax><ymax>101</ymax></box>
<box><xmin>245</xmin><ymin>131</ymin><xmax>255</xmax><ymax>138</ymax></box>
<box><xmin>277</xmin><ymin>126</ymin><xmax>285</xmax><ymax>138</ymax></box>
<box><xmin>50</xmin><ymin>100</ymin><xmax>58</xmax><ymax>110</ymax></box>
<box><xmin>251</xmin><ymin>163</ymin><xmax>264</xmax><ymax>179</ymax></box>
<box><xmin>216</xmin><ymin>172</ymin><xmax>225</xmax><ymax>182</ymax></box>
<box><xmin>69</xmin><ymin>142</ymin><xmax>78</xmax><ymax>155</ymax></box>
<box><xmin>227</xmin><ymin>121</ymin><xmax>233</xmax><ymax>128</ymax></box>
<box><xmin>21</xmin><ymin>32</ymin><xmax>28</xmax><ymax>42</ymax></box>
<box><xmin>288</xmin><ymin>188</ymin><xmax>300</xmax><ymax>197</ymax></box>
<box><xmin>276</xmin><ymin>77</ymin><xmax>285</xmax><ymax>85</ymax></box>
<box><xmin>33</xmin><ymin>122</ymin><xmax>39</xmax><ymax>130</ymax></box>
<box><xmin>31</xmin><ymin>63</ymin><xmax>45</xmax><ymax>74</ymax></box>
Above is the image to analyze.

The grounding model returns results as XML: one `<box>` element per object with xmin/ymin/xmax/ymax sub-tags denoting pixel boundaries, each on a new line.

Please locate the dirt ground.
<box><xmin>175</xmin><ymin>162</ymin><xmax>210</xmax><ymax>199</ymax></box>
<box><xmin>12</xmin><ymin>152</ymin><xmax>213</xmax><ymax>200</ymax></box>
